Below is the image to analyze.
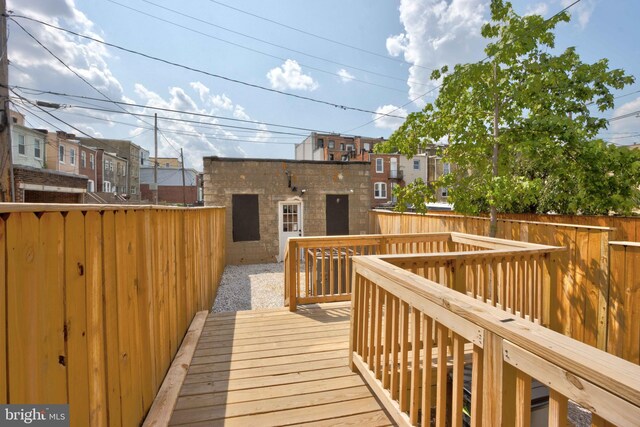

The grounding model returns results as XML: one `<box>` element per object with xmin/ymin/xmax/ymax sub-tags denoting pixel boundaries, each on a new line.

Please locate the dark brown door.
<box><xmin>326</xmin><ymin>195</ymin><xmax>349</xmax><ymax>235</ymax></box>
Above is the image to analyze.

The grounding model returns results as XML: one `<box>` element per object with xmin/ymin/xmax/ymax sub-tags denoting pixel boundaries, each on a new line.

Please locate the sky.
<box><xmin>7</xmin><ymin>0</ymin><xmax>640</xmax><ymax>170</ymax></box>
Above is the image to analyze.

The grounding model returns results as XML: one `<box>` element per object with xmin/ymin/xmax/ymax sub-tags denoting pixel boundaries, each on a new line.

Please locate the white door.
<box><xmin>278</xmin><ymin>201</ymin><xmax>303</xmax><ymax>261</ymax></box>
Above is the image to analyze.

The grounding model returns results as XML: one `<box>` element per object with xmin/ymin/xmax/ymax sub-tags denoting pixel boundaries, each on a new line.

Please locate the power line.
<box><xmin>11</xmin><ymin>18</ymin><xmax>156</xmax><ymax>130</ymax></box>
<box><xmin>8</xmin><ymin>14</ymin><xmax>407</xmax><ymax>119</ymax></box>
<box><xmin>9</xmin><ymin>84</ymin><xmax>335</xmax><ymax>135</ymax></box>
<box><xmin>205</xmin><ymin>0</ymin><xmax>433</xmax><ymax>71</ymax></box>
<box><xmin>108</xmin><ymin>0</ymin><xmax>424</xmax><ymax>93</ymax></box>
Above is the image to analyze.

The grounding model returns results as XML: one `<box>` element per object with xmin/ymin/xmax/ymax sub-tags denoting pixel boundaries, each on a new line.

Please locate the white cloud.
<box><xmin>211</xmin><ymin>94</ymin><xmax>233</xmax><ymax>110</ymax></box>
<box><xmin>337</xmin><ymin>68</ymin><xmax>355</xmax><ymax>83</ymax></box>
<box><xmin>387</xmin><ymin>0</ymin><xmax>488</xmax><ymax>106</ymax></box>
<box><xmin>266</xmin><ymin>59</ymin><xmax>318</xmax><ymax>91</ymax></box>
<box><xmin>373</xmin><ymin>105</ymin><xmax>408</xmax><ymax>130</ymax></box>
<box><xmin>525</xmin><ymin>2</ymin><xmax>549</xmax><ymax>16</ymax></box>
<box><xmin>233</xmin><ymin>105</ymin><xmax>250</xmax><ymax>121</ymax></box>
<box><xmin>190</xmin><ymin>81</ymin><xmax>210</xmax><ymax>102</ymax></box>
<box><xmin>561</xmin><ymin>0</ymin><xmax>594</xmax><ymax>28</ymax></box>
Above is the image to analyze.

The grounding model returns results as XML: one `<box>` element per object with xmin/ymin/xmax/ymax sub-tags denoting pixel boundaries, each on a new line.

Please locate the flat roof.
<box><xmin>204</xmin><ymin>156</ymin><xmax>370</xmax><ymax>165</ymax></box>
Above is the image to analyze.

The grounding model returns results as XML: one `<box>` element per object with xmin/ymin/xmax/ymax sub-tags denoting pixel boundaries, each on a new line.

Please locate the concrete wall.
<box><xmin>203</xmin><ymin>157</ymin><xmax>371</xmax><ymax>264</ymax></box>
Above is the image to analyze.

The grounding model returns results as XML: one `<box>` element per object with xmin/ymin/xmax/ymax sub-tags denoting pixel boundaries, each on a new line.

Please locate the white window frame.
<box><xmin>34</xmin><ymin>138</ymin><xmax>41</xmax><ymax>159</ymax></box>
<box><xmin>103</xmin><ymin>181</ymin><xmax>111</xmax><ymax>192</ymax></box>
<box><xmin>374</xmin><ymin>182</ymin><xmax>387</xmax><ymax>199</ymax></box>
<box><xmin>413</xmin><ymin>159</ymin><xmax>420</xmax><ymax>170</ymax></box>
<box><xmin>375</xmin><ymin>158</ymin><xmax>384</xmax><ymax>173</ymax></box>
<box><xmin>328</xmin><ymin>140</ymin><xmax>335</xmax><ymax>149</ymax></box>
<box><xmin>18</xmin><ymin>134</ymin><xmax>25</xmax><ymax>155</ymax></box>
<box><xmin>81</xmin><ymin>151</ymin><xmax>86</xmax><ymax>168</ymax></box>
<box><xmin>59</xmin><ymin>145</ymin><xmax>65</xmax><ymax>163</ymax></box>
<box><xmin>443</xmin><ymin>162</ymin><xmax>451</xmax><ymax>175</ymax></box>
<box><xmin>363</xmin><ymin>142</ymin><xmax>370</xmax><ymax>151</ymax></box>
<box><xmin>90</xmin><ymin>153</ymin><xmax>95</xmax><ymax>170</ymax></box>
<box><xmin>346</xmin><ymin>144</ymin><xmax>355</xmax><ymax>152</ymax></box>
<box><xmin>70</xmin><ymin>148</ymin><xmax>76</xmax><ymax>165</ymax></box>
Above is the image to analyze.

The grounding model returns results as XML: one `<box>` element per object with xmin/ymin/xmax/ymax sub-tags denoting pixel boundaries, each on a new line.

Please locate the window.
<box><xmin>81</xmin><ymin>151</ymin><xmax>86</xmax><ymax>168</ymax></box>
<box><xmin>328</xmin><ymin>140</ymin><xmax>335</xmax><ymax>149</ymax></box>
<box><xmin>232</xmin><ymin>194</ymin><xmax>260</xmax><ymax>242</ymax></box>
<box><xmin>18</xmin><ymin>135</ymin><xmax>25</xmax><ymax>155</ymax></box>
<box><xmin>363</xmin><ymin>142</ymin><xmax>370</xmax><ymax>151</ymax></box>
<box><xmin>130</xmin><ymin>186</ymin><xmax>137</xmax><ymax>195</ymax></box>
<box><xmin>443</xmin><ymin>162</ymin><xmax>451</xmax><ymax>175</ymax></box>
<box><xmin>103</xmin><ymin>181</ymin><xmax>111</xmax><ymax>192</ymax></box>
<box><xmin>87</xmin><ymin>180</ymin><xmax>94</xmax><ymax>192</ymax></box>
<box><xmin>339</xmin><ymin>143</ymin><xmax>345</xmax><ymax>151</ymax></box>
<box><xmin>59</xmin><ymin>145</ymin><xmax>65</xmax><ymax>163</ymax></box>
<box><xmin>104</xmin><ymin>160</ymin><xmax>109</xmax><ymax>171</ymax></box>
<box><xmin>374</xmin><ymin>182</ymin><xmax>387</xmax><ymax>199</ymax></box>
<box><xmin>441</xmin><ymin>188</ymin><xmax>448</xmax><ymax>197</ymax></box>
<box><xmin>346</xmin><ymin>144</ymin><xmax>355</xmax><ymax>152</ymax></box>
<box><xmin>413</xmin><ymin>159</ymin><xmax>420</xmax><ymax>170</ymax></box>
<box><xmin>34</xmin><ymin>139</ymin><xmax>41</xmax><ymax>159</ymax></box>
<box><xmin>391</xmin><ymin>183</ymin><xmax>398</xmax><ymax>203</ymax></box>
<box><xmin>70</xmin><ymin>148</ymin><xmax>76</xmax><ymax>165</ymax></box>
<box><xmin>122</xmin><ymin>164</ymin><xmax>126</xmax><ymax>176</ymax></box>
<box><xmin>329</xmin><ymin>154</ymin><xmax>334</xmax><ymax>160</ymax></box>
<box><xmin>375</xmin><ymin>158</ymin><xmax>384</xmax><ymax>173</ymax></box>
<box><xmin>317</xmin><ymin>138</ymin><xmax>324</xmax><ymax>149</ymax></box>
<box><xmin>90</xmin><ymin>154</ymin><xmax>95</xmax><ymax>170</ymax></box>
<box><xmin>117</xmin><ymin>163</ymin><xmax>122</xmax><ymax>176</ymax></box>
<box><xmin>110</xmin><ymin>161</ymin><xmax>114</xmax><ymax>172</ymax></box>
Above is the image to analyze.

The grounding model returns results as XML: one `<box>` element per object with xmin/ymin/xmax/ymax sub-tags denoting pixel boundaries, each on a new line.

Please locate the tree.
<box><xmin>392</xmin><ymin>178</ymin><xmax>435</xmax><ymax>214</ymax></box>
<box><xmin>378</xmin><ymin>0</ymin><xmax>637</xmax><ymax>234</ymax></box>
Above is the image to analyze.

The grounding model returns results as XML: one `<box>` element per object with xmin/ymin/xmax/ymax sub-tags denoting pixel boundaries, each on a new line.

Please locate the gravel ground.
<box><xmin>212</xmin><ymin>263</ymin><xmax>285</xmax><ymax>312</ymax></box>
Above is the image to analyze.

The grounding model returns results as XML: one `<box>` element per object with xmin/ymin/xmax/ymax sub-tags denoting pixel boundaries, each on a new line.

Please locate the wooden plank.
<box><xmin>452</xmin><ymin>334</ymin><xmax>465</xmax><ymax>427</ymax></box>
<box><xmin>143</xmin><ymin>311</ymin><xmax>208</xmax><ymax>427</ymax></box>
<box><xmin>409</xmin><ymin>308</ymin><xmax>421</xmax><ymax>425</ymax></box>
<box><xmin>470</xmin><ymin>347</ymin><xmax>483</xmax><ymax>427</ymax></box>
<box><xmin>187</xmin><ymin>349</ymin><xmax>348</xmax><ymax>374</ymax></box>
<box><xmin>64</xmin><ymin>210</ymin><xmax>91</xmax><ymax>425</ymax></box>
<box><xmin>174</xmin><ymin>375</ymin><xmax>366</xmax><ymax>410</ymax></box>
<box><xmin>481</xmin><ymin>330</ymin><xmax>503</xmax><ymax>427</ymax></box>
<box><xmin>177</xmin><ymin>396</ymin><xmax>385</xmax><ymax>427</ymax></box>
<box><xmin>421</xmin><ymin>314</ymin><xmax>434</xmax><ymax>427</ymax></box>
<box><xmin>170</xmin><ymin>386</ymin><xmax>373</xmax><ymax>424</ymax></box>
<box><xmin>184</xmin><ymin>357</ymin><xmax>348</xmax><ymax>385</ymax></box>
<box><xmin>399</xmin><ymin>301</ymin><xmax>410</xmax><ymax>412</ymax></box>
<box><xmin>84</xmin><ymin>211</ymin><xmax>108</xmax><ymax>426</ymax></box>
<box><xmin>178</xmin><ymin>366</ymin><xmax>356</xmax><ymax>396</ymax></box>
<box><xmin>624</xmin><ymin>245</ymin><xmax>640</xmax><ymax>364</ymax></box>
<box><xmin>435</xmin><ymin>324</ymin><xmax>448</xmax><ymax>427</ymax></box>
<box><xmin>548</xmin><ymin>390</ymin><xmax>568</xmax><ymax>427</ymax></box>
<box><xmin>515</xmin><ymin>371</ymin><xmax>531</xmax><ymax>427</ymax></box>
<box><xmin>287</xmin><ymin>410</ymin><xmax>392</xmax><ymax>427</ymax></box>
<box><xmin>102</xmin><ymin>211</ymin><xmax>122</xmax><ymax>426</ymax></box>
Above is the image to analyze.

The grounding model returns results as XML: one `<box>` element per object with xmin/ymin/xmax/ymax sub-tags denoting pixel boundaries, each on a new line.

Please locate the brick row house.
<box><xmin>9</xmin><ymin>110</ymin><xmax>141</xmax><ymax>204</ymax></box>
<box><xmin>10</xmin><ymin>111</ymin><xmax>88</xmax><ymax>203</ymax></box>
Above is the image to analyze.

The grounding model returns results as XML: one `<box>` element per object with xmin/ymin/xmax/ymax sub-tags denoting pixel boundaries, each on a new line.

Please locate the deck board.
<box><xmin>169</xmin><ymin>303</ymin><xmax>394</xmax><ymax>426</ymax></box>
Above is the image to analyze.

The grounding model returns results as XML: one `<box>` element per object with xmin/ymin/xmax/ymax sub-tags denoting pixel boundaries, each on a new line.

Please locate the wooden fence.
<box><xmin>350</xmin><ymin>255</ymin><xmax>640</xmax><ymax>427</ymax></box>
<box><xmin>496</xmin><ymin>213</ymin><xmax>640</xmax><ymax>242</ymax></box>
<box><xmin>0</xmin><ymin>204</ymin><xmax>225</xmax><ymax>426</ymax></box>
<box><xmin>608</xmin><ymin>242</ymin><xmax>640</xmax><ymax>365</ymax></box>
<box><xmin>370</xmin><ymin>211</ymin><xmax>613</xmax><ymax>352</ymax></box>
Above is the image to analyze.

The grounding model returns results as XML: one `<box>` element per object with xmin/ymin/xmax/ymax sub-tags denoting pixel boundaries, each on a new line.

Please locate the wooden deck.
<box><xmin>168</xmin><ymin>303</ymin><xmax>394</xmax><ymax>426</ymax></box>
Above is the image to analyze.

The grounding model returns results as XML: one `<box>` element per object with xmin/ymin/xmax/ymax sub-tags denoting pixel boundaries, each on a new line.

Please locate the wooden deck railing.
<box><xmin>350</xmin><ymin>256</ymin><xmax>640</xmax><ymax>426</ymax></box>
<box><xmin>284</xmin><ymin>232</ymin><xmax>561</xmax><ymax>315</ymax></box>
<box><xmin>0</xmin><ymin>204</ymin><xmax>226</xmax><ymax>427</ymax></box>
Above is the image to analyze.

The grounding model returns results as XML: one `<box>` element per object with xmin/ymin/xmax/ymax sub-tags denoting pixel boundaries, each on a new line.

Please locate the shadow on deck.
<box><xmin>168</xmin><ymin>302</ymin><xmax>394</xmax><ymax>426</ymax></box>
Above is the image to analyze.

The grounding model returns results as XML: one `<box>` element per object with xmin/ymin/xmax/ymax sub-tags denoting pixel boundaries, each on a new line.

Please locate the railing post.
<box><xmin>453</xmin><ymin>259</ymin><xmax>466</xmax><ymax>294</ymax></box>
<box><xmin>349</xmin><ymin>265</ymin><xmax>360</xmax><ymax>372</ymax></box>
<box><xmin>288</xmin><ymin>239</ymin><xmax>298</xmax><ymax>312</ymax></box>
<box><xmin>482</xmin><ymin>330</ymin><xmax>516</xmax><ymax>426</ymax></box>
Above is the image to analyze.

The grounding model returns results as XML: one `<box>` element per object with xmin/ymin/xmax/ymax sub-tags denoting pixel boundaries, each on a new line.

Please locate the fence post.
<box><xmin>542</xmin><ymin>253</ymin><xmax>561</xmax><ymax>332</ymax></box>
<box><xmin>288</xmin><ymin>239</ymin><xmax>298</xmax><ymax>312</ymax></box>
<box><xmin>453</xmin><ymin>259</ymin><xmax>466</xmax><ymax>294</ymax></box>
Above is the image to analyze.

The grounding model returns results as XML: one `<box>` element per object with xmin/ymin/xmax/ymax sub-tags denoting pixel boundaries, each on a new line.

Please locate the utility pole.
<box><xmin>153</xmin><ymin>113</ymin><xmax>158</xmax><ymax>204</ymax></box>
<box><xmin>0</xmin><ymin>0</ymin><xmax>13</xmax><ymax>202</ymax></box>
<box><xmin>180</xmin><ymin>148</ymin><xmax>186</xmax><ymax>206</ymax></box>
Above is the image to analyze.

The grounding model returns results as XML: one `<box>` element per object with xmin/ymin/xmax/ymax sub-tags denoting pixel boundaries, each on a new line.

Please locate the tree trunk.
<box><xmin>490</xmin><ymin>62</ymin><xmax>499</xmax><ymax>238</ymax></box>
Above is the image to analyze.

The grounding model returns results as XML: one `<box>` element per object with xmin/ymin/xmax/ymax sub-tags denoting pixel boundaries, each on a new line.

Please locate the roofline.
<box><xmin>203</xmin><ymin>156</ymin><xmax>370</xmax><ymax>165</ymax></box>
